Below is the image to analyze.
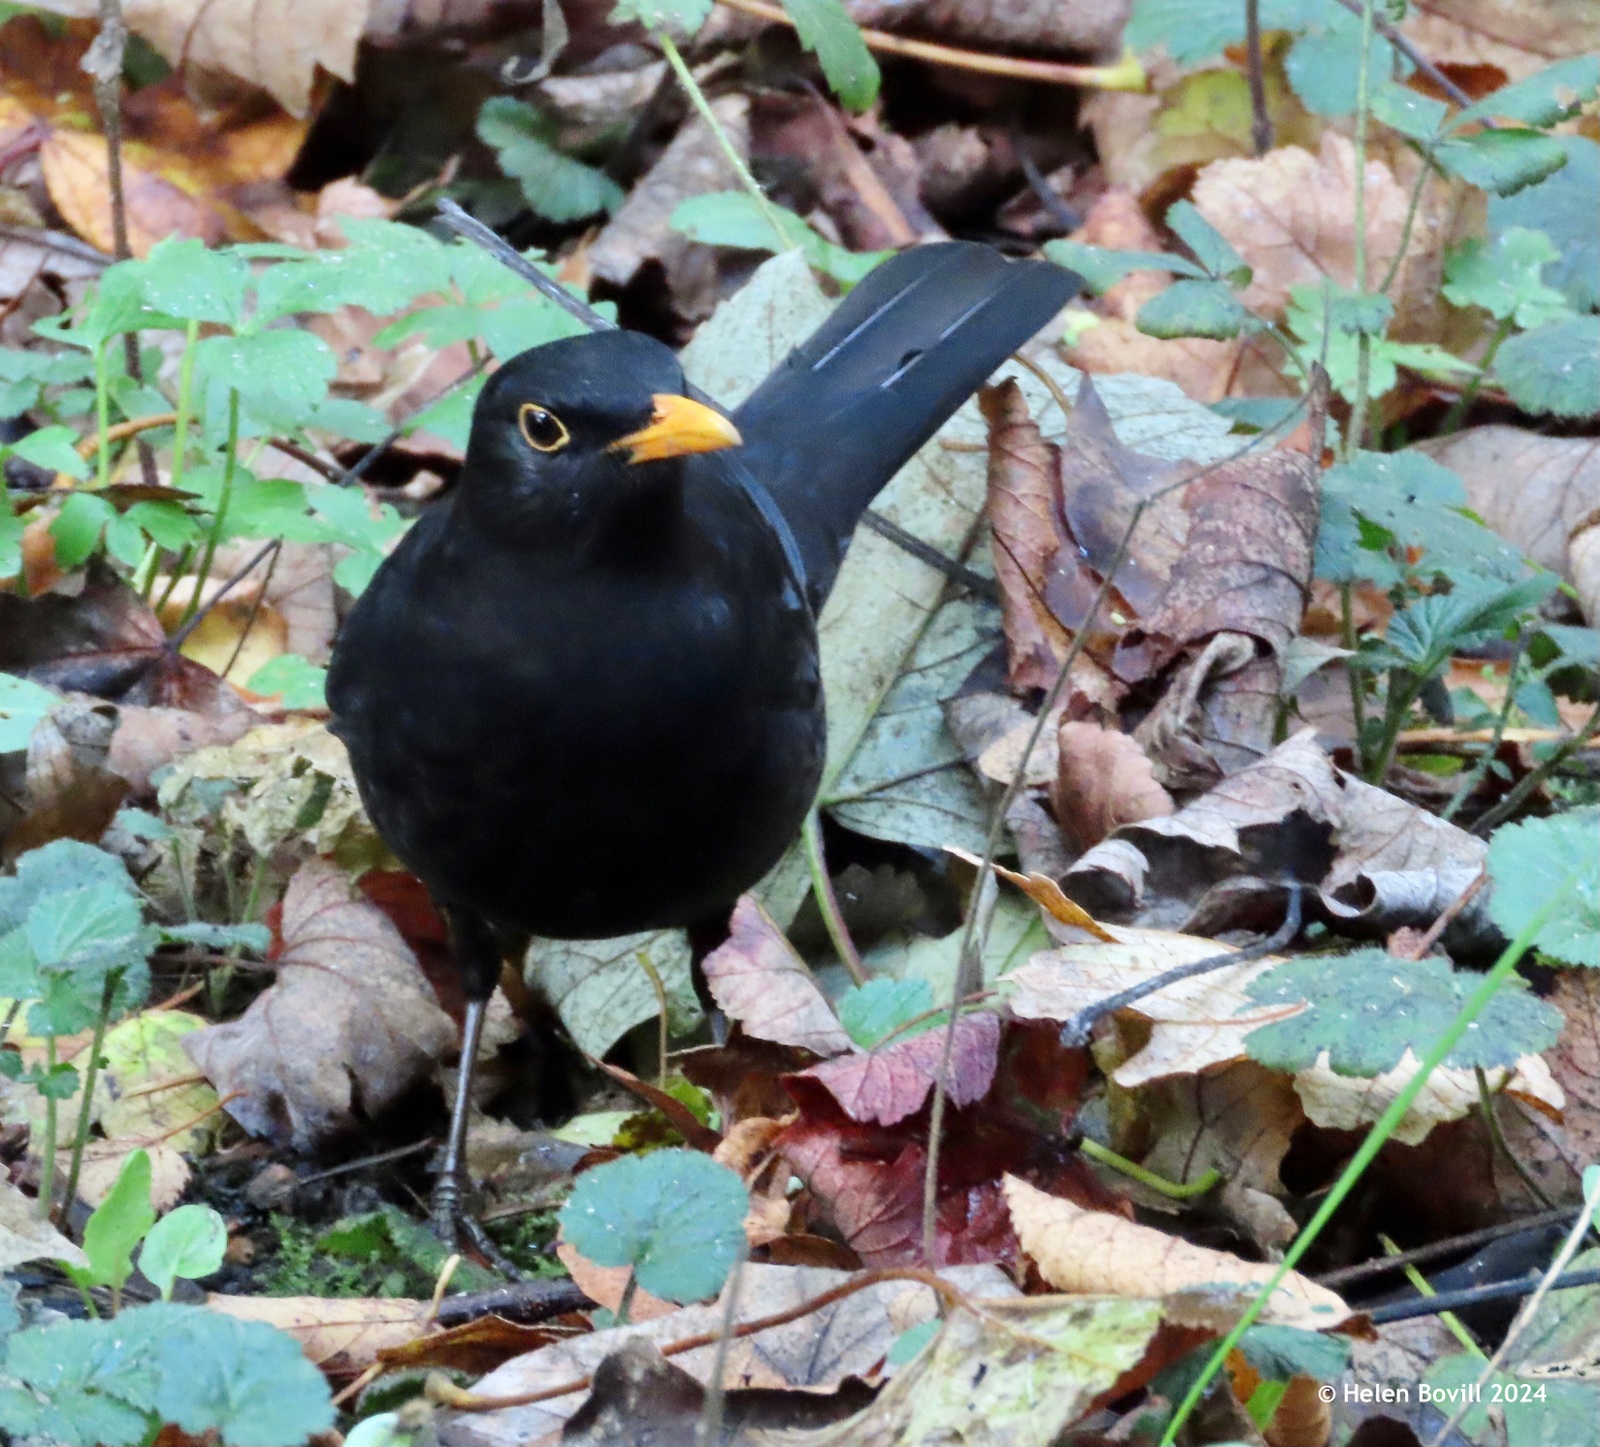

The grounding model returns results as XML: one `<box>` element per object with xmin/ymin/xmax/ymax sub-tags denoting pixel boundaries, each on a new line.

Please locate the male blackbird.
<box><xmin>326</xmin><ymin>242</ymin><xmax>1078</xmax><ymax>1253</ymax></box>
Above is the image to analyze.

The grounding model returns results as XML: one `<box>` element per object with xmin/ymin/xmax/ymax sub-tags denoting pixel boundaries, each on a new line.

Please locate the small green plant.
<box><xmin>558</xmin><ymin>1147</ymin><xmax>748</xmax><ymax>1320</ymax></box>
<box><xmin>0</xmin><ymin>1152</ymin><xmax>313</xmax><ymax>1447</ymax></box>
<box><xmin>0</xmin><ymin>839</ymin><xmax>266</xmax><ymax>1221</ymax></box>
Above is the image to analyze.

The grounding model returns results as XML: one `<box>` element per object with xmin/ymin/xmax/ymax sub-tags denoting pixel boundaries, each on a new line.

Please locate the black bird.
<box><xmin>327</xmin><ymin>242</ymin><xmax>1078</xmax><ymax>1254</ymax></box>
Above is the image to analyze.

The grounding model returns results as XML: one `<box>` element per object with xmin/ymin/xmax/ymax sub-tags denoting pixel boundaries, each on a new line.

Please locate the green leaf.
<box><xmin>1282</xmin><ymin>1</ymin><xmax>1399</xmax><ymax>116</ymax></box>
<box><xmin>1443</xmin><ymin>228</ymin><xmax>1570</xmax><ymax>327</ymax></box>
<box><xmin>477</xmin><ymin>97</ymin><xmax>624</xmax><ymax>222</ymax></box>
<box><xmin>1136</xmin><ymin>278</ymin><xmax>1251</xmax><ymax>339</ymax></box>
<box><xmin>1490</xmin><ymin>137</ymin><xmax>1599</xmax><ymax>311</ymax></box>
<box><xmin>558</xmin><ymin>1148</ymin><xmax>748</xmax><ymax>1303</ymax></box>
<box><xmin>122</xmin><ymin>499</ymin><xmax>200</xmax><ymax>551</ymax></box>
<box><xmin>1436</xmin><ymin>128</ymin><xmax>1570</xmax><ymax>196</ymax></box>
<box><xmin>138</xmin><ymin>1205</ymin><xmax>227</xmax><ymax>1300</ymax></box>
<box><xmin>1381</xmin><ymin>574</ymin><xmax>1558</xmax><ymax>678</ymax></box>
<box><xmin>1371</xmin><ymin>81</ymin><xmax>1448</xmax><ymax>140</ymax></box>
<box><xmin>67</xmin><ymin>1148</ymin><xmax>156</xmax><ymax>1292</ymax></box>
<box><xmin>1166</xmin><ymin>200</ymin><xmax>1250</xmax><ymax>285</ymax></box>
<box><xmin>1244</xmin><ymin>950</ymin><xmax>1563</xmax><ymax>1076</ymax></box>
<box><xmin>0</xmin><ymin>1316</ymin><xmax>159</xmax><ymax>1447</ymax></box>
<box><xmin>1319</xmin><ymin>450</ymin><xmax>1528</xmax><ymax>584</ymax></box>
<box><xmin>49</xmin><ymin>491</ymin><xmax>115</xmax><ymax>569</ymax></box>
<box><xmin>1494</xmin><ymin>313</ymin><xmax>1600</xmax><ymax>419</ymax></box>
<box><xmin>194</xmin><ymin>329</ymin><xmax>338</xmax><ymax>431</ymax></box>
<box><xmin>670</xmin><ymin>192</ymin><xmax>891</xmax><ymax>285</ymax></box>
<box><xmin>11</xmin><ymin>425</ymin><xmax>88</xmax><ymax>479</ymax></box>
<box><xmin>253</xmin><ymin>219</ymin><xmax>453</xmax><ymax>325</ymax></box>
<box><xmin>0</xmin><ymin>671</ymin><xmax>57</xmax><ymax>753</ymax></box>
<box><xmin>1456</xmin><ymin>54</ymin><xmax>1600</xmax><ymax>130</ymax></box>
<box><xmin>1042</xmin><ymin>239</ymin><xmax>1205</xmax><ymax>293</ymax></box>
<box><xmin>1423</xmin><ymin>1357</ymin><xmax>1600</xmax><ymax>1446</ymax></box>
<box><xmin>475</xmin><ymin>294</ymin><xmax>591</xmax><ymax>361</ymax></box>
<box><xmin>1487</xmin><ymin>809</ymin><xmax>1600</xmax><ymax>967</ymax></box>
<box><xmin>0</xmin><ymin>503</ymin><xmax>20</xmax><ymax>583</ymax></box>
<box><xmin>837</xmin><ymin>976</ymin><xmax>935</xmax><ymax>1048</ymax></box>
<box><xmin>608</xmin><ymin>0</ymin><xmax>712</xmax><ymax>32</ymax></box>
<box><xmin>408</xmin><ymin>374</ymin><xmax>483</xmax><ymax>452</ymax></box>
<box><xmin>25</xmin><ymin>882</ymin><xmax>146</xmax><ymax>971</ymax></box>
<box><xmin>244</xmin><ymin>653</ymin><xmax>327</xmax><ymax>709</ymax></box>
<box><xmin>1236</xmin><ymin>1324</ymin><xmax>1351</xmax><ymax>1383</ymax></box>
<box><xmin>1328</xmin><ymin>291</ymin><xmax>1393</xmax><ymax>336</ymax></box>
<box><xmin>1286</xmin><ymin>282</ymin><xmax>1475</xmax><ymax>402</ymax></box>
<box><xmin>129</xmin><ymin>1301</ymin><xmax>337</xmax><ymax>1446</ymax></box>
<box><xmin>781</xmin><ymin>0</ymin><xmax>879</xmax><ymax>111</ymax></box>
<box><xmin>136</xmin><ymin>237</ymin><xmax>249</xmax><ymax>326</ymax></box>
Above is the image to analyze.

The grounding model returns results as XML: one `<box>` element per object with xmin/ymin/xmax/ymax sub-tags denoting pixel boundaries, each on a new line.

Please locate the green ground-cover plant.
<box><xmin>0</xmin><ymin>1152</ymin><xmax>333</xmax><ymax>1447</ymax></box>
<box><xmin>0</xmin><ymin>839</ymin><xmax>265</xmax><ymax>1221</ymax></box>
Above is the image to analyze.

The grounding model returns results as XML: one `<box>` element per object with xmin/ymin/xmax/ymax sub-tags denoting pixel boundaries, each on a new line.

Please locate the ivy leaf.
<box><xmin>1244</xmin><ymin>951</ymin><xmax>1563</xmax><ymax>1076</ymax></box>
<box><xmin>836</xmin><ymin>976</ymin><xmax>935</xmax><ymax>1048</ymax></box>
<box><xmin>1436</xmin><ymin>129</ymin><xmax>1570</xmax><ymax>197</ymax></box>
<box><xmin>1487</xmin><ymin>809</ymin><xmax>1600</xmax><ymax>967</ymax></box>
<box><xmin>782</xmin><ymin>0</ymin><xmax>879</xmax><ymax>111</ymax></box>
<box><xmin>1137</xmin><ymin>279</ymin><xmax>1251</xmax><ymax>339</ymax></box>
<box><xmin>1494</xmin><ymin>313</ymin><xmax>1600</xmax><ymax>419</ymax></box>
<box><xmin>0</xmin><ymin>672</ymin><xmax>58</xmax><ymax>753</ymax></box>
<box><xmin>1166</xmin><ymin>200</ymin><xmax>1249</xmax><ymax>285</ymax></box>
<box><xmin>558</xmin><ymin>1148</ymin><xmax>748</xmax><ymax>1303</ymax></box>
<box><xmin>670</xmin><ymin>192</ymin><xmax>890</xmax><ymax>285</ymax></box>
<box><xmin>477</xmin><ymin>97</ymin><xmax>624</xmax><ymax>222</ymax></box>
<box><xmin>1456</xmin><ymin>54</ymin><xmax>1600</xmax><ymax>130</ymax></box>
<box><xmin>1443</xmin><ymin>228</ymin><xmax>1570</xmax><ymax>327</ymax></box>
<box><xmin>1043</xmin><ymin>239</ymin><xmax>1206</xmax><ymax>293</ymax></box>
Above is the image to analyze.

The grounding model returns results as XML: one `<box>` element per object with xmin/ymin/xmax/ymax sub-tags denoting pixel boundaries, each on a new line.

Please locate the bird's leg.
<box><xmin>433</xmin><ymin>907</ymin><xmax>522</xmax><ymax>1277</ymax></box>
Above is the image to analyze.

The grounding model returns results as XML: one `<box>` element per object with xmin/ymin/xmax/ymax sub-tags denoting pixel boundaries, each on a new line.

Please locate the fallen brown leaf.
<box><xmin>1192</xmin><ymin>133</ymin><xmax>1432</xmax><ymax>322</ymax></box>
<box><xmin>1053</xmin><ymin>719</ymin><xmax>1174</xmax><ymax>852</ymax></box>
<box><xmin>207</xmin><ymin>1293</ymin><xmax>428</xmax><ymax>1375</ymax></box>
<box><xmin>846</xmin><ymin>0</ymin><xmax>1130</xmax><ymax>56</ymax></box>
<box><xmin>1402</xmin><ymin>0</ymin><xmax>1600</xmax><ymax>82</ymax></box>
<box><xmin>183</xmin><ymin>856</ymin><xmax>456</xmax><ymax>1150</ymax></box>
<box><xmin>589</xmin><ymin>95</ymin><xmax>750</xmax><ymax>322</ymax></box>
<box><xmin>1416</xmin><ymin>428</ymin><xmax>1600</xmax><ymax>625</ymax></box>
<box><xmin>1002</xmin><ymin>1174</ymin><xmax>1350</xmax><ymax>1330</ymax></box>
<box><xmin>701</xmin><ymin>896</ymin><xmax>853</xmax><ymax>1057</ymax></box>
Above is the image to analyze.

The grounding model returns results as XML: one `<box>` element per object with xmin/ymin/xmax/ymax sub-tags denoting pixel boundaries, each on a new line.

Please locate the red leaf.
<box><xmin>787</xmin><ymin>1012</ymin><xmax>1001</xmax><ymax>1126</ymax></box>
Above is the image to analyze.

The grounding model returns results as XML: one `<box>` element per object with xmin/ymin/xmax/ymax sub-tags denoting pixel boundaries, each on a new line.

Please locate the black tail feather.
<box><xmin>731</xmin><ymin>243</ymin><xmax>1079</xmax><ymax>608</ymax></box>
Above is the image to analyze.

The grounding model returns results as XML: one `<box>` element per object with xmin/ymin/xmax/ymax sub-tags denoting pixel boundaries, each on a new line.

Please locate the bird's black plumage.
<box><xmin>325</xmin><ymin>241</ymin><xmax>1078</xmax><ymax>1251</ymax></box>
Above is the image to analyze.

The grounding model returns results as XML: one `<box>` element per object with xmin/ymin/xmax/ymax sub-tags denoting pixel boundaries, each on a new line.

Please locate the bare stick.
<box><xmin>1325</xmin><ymin>0</ymin><xmax>1475</xmax><ymax>110</ymax></box>
<box><xmin>434</xmin><ymin>198</ymin><xmax>615</xmax><ymax>333</ymax></box>
<box><xmin>1244</xmin><ymin>0</ymin><xmax>1272</xmax><ymax>155</ymax></box>
<box><xmin>717</xmin><ymin>0</ymin><xmax>1147</xmax><ymax>91</ymax></box>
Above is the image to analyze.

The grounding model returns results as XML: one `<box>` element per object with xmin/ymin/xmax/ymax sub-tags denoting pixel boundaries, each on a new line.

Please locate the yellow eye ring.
<box><xmin>518</xmin><ymin>403</ymin><xmax>570</xmax><ymax>453</ymax></box>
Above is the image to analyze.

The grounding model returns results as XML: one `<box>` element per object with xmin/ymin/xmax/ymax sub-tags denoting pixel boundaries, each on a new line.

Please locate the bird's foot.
<box><xmin>430</xmin><ymin>1172</ymin><xmax>524</xmax><ymax>1279</ymax></box>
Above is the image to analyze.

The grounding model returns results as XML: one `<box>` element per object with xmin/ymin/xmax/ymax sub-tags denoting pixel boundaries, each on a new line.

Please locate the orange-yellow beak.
<box><xmin>609</xmin><ymin>393</ymin><xmax>742</xmax><ymax>464</ymax></box>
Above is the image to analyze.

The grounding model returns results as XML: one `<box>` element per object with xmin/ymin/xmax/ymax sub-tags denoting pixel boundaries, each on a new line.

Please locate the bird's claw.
<box><xmin>430</xmin><ymin>1173</ymin><xmax>524</xmax><ymax>1280</ymax></box>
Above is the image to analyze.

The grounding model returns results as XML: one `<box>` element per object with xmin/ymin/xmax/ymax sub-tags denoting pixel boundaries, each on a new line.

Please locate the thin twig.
<box><xmin>1368</xmin><ymin>1266</ymin><xmax>1600</xmax><ymax>1326</ymax></box>
<box><xmin>433</xmin><ymin>198</ymin><xmax>615</xmax><ymax>333</ymax></box>
<box><xmin>1472</xmin><ymin>698</ymin><xmax>1600</xmax><ymax>836</ymax></box>
<box><xmin>716</xmin><ymin>0</ymin><xmax>1147</xmax><ymax>91</ymax></box>
<box><xmin>1325</xmin><ymin>0</ymin><xmax>1475</xmax><ymax>109</ymax></box>
<box><xmin>1391</xmin><ymin>868</ymin><xmax>1488</xmax><ymax>961</ymax></box>
<box><xmin>1315</xmin><ymin>1204</ymin><xmax>1581</xmax><ymax>1288</ymax></box>
<box><xmin>434</xmin><ymin>1266</ymin><xmax>977</xmax><ymax>1412</ymax></box>
<box><xmin>220</xmin><ymin>536</ymin><xmax>282</xmax><ymax>681</ymax></box>
<box><xmin>1059</xmin><ymin>885</ymin><xmax>1304</xmax><ymax>1047</ymax></box>
<box><xmin>802</xmin><ymin>809</ymin><xmax>864</xmax><ymax>985</ymax></box>
<box><xmin>1244</xmin><ymin>0</ymin><xmax>1272</xmax><ymax>155</ymax></box>
<box><xmin>696</xmin><ymin>1246</ymin><xmax>748</xmax><ymax>1447</ymax></box>
<box><xmin>86</xmin><ymin>0</ymin><xmax>159</xmax><ymax>489</ymax></box>
<box><xmin>165</xmin><ymin>538</ymin><xmax>278</xmax><ymax>652</ymax></box>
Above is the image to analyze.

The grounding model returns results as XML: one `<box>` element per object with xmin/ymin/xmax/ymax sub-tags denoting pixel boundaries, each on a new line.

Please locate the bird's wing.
<box><xmin>731</xmin><ymin>243</ymin><xmax>1079</xmax><ymax>608</ymax></box>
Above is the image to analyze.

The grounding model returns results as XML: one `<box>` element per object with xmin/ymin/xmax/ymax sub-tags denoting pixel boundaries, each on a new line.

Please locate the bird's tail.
<box><xmin>731</xmin><ymin>243</ymin><xmax>1079</xmax><ymax>608</ymax></box>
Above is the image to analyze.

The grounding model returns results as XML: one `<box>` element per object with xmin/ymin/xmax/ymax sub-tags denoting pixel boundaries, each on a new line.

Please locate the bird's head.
<box><xmin>457</xmin><ymin>330</ymin><xmax>741</xmax><ymax>531</ymax></box>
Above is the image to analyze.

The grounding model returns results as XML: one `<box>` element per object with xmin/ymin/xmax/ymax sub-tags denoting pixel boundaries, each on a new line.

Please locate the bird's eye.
<box><xmin>518</xmin><ymin>403</ymin><xmax>570</xmax><ymax>453</ymax></box>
